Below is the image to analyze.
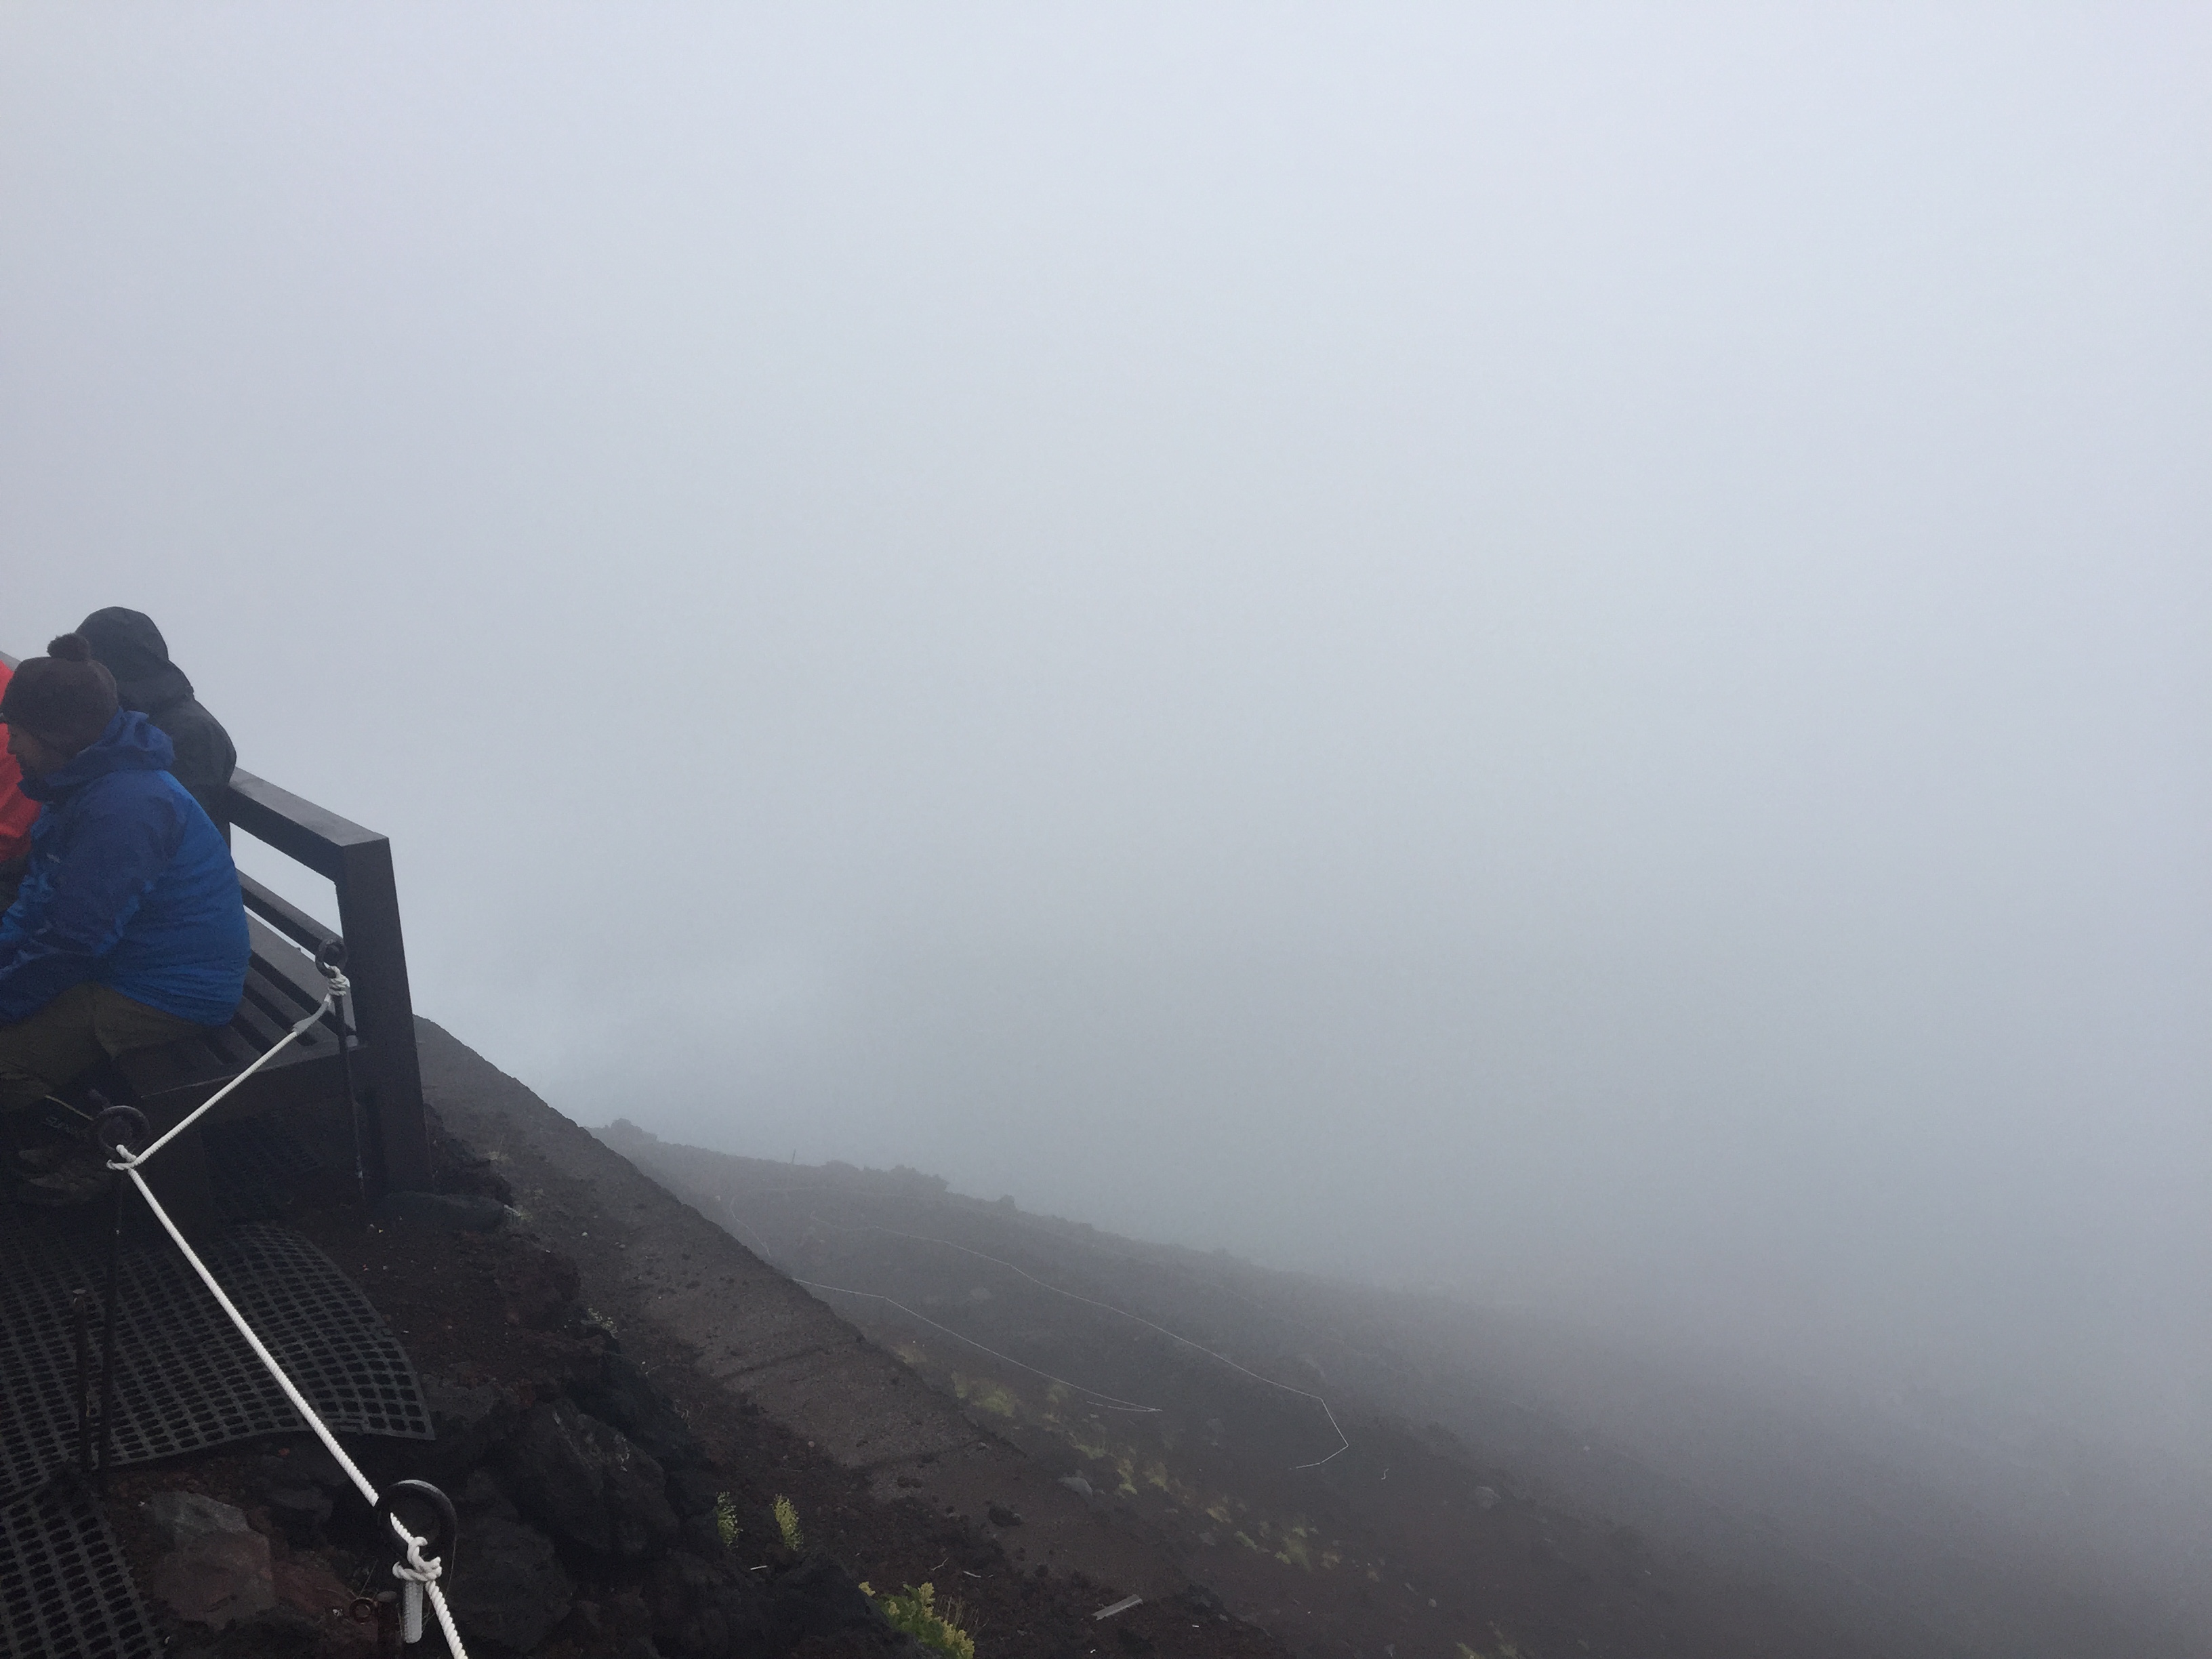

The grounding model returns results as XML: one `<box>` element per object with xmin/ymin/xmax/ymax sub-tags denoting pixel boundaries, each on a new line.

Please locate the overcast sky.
<box><xmin>5</xmin><ymin>5</ymin><xmax>2208</xmax><ymax>1465</ymax></box>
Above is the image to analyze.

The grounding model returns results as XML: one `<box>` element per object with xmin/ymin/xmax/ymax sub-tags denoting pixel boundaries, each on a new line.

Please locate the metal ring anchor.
<box><xmin>91</xmin><ymin>1101</ymin><xmax>149</xmax><ymax>1161</ymax></box>
<box><xmin>377</xmin><ymin>1477</ymin><xmax>456</xmax><ymax>1559</ymax></box>
<box><xmin>378</xmin><ymin>1479</ymin><xmax>457</xmax><ymax>1645</ymax></box>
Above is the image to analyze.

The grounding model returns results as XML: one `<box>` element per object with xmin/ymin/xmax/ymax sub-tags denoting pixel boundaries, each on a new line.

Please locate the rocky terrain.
<box><xmin>79</xmin><ymin>1022</ymin><xmax>1297</xmax><ymax>1659</ymax></box>
<box><xmin>600</xmin><ymin>1130</ymin><xmax>1832</xmax><ymax>1659</ymax></box>
<box><xmin>83</xmin><ymin>1019</ymin><xmax>2204</xmax><ymax>1659</ymax></box>
<box><xmin>602</xmin><ymin>1124</ymin><xmax>2212</xmax><ymax>1659</ymax></box>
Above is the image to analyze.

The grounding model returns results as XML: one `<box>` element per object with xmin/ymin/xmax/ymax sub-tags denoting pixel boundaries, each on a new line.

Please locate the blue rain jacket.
<box><xmin>0</xmin><ymin>710</ymin><xmax>249</xmax><ymax>1026</ymax></box>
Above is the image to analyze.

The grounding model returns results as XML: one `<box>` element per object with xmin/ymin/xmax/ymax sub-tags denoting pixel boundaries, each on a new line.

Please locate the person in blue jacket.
<box><xmin>0</xmin><ymin>634</ymin><xmax>249</xmax><ymax>1128</ymax></box>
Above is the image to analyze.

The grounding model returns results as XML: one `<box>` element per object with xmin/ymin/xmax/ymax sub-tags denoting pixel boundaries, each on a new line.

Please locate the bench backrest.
<box><xmin>224</xmin><ymin>769</ymin><xmax>430</xmax><ymax>1193</ymax></box>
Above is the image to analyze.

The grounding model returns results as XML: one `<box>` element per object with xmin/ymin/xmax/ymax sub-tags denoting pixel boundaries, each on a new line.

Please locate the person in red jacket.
<box><xmin>0</xmin><ymin>661</ymin><xmax>38</xmax><ymax>914</ymax></box>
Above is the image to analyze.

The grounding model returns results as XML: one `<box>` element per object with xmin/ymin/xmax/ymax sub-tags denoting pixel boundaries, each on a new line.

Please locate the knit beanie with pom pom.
<box><xmin>0</xmin><ymin>634</ymin><xmax>121</xmax><ymax>749</ymax></box>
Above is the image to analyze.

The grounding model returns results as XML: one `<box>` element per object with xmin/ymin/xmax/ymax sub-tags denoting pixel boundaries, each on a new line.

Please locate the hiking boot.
<box><xmin>16</xmin><ymin>1141</ymin><xmax>82</xmax><ymax>1173</ymax></box>
<box><xmin>14</xmin><ymin>1153</ymin><xmax>110</xmax><ymax>1208</ymax></box>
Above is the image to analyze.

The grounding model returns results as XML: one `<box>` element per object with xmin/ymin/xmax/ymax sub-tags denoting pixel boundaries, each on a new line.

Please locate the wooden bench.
<box><xmin>110</xmin><ymin>768</ymin><xmax>432</xmax><ymax>1230</ymax></box>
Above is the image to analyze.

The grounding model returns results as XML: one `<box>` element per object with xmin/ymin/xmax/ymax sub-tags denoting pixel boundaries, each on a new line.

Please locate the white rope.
<box><xmin>391</xmin><ymin>1517</ymin><xmax>467</xmax><ymax>1655</ymax></box>
<box><xmin>802</xmin><ymin>1212</ymin><xmax>1351</xmax><ymax>1468</ymax></box>
<box><xmin>794</xmin><ymin>1277</ymin><xmax>1164</xmax><ymax>1412</ymax></box>
<box><xmin>99</xmin><ymin>969</ymin><xmax>472</xmax><ymax>1656</ymax></box>
<box><xmin>117</xmin><ymin>1163</ymin><xmax>381</xmax><ymax>1502</ymax></box>
<box><xmin>111</xmin><ymin>1162</ymin><xmax>471</xmax><ymax>1653</ymax></box>
<box><xmin>115</xmin><ymin>985</ymin><xmax>339</xmax><ymax>1170</ymax></box>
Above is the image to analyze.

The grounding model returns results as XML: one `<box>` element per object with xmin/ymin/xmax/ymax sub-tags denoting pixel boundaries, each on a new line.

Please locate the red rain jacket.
<box><xmin>0</xmin><ymin>663</ymin><xmax>39</xmax><ymax>867</ymax></box>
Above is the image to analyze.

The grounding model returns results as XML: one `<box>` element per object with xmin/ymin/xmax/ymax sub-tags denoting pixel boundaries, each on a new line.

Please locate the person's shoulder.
<box><xmin>73</xmin><ymin>766</ymin><xmax>190</xmax><ymax>819</ymax></box>
<box><xmin>162</xmin><ymin>697</ymin><xmax>236</xmax><ymax>749</ymax></box>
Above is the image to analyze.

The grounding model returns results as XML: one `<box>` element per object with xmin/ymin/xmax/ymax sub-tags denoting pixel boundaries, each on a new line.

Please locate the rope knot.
<box><xmin>390</xmin><ymin>1518</ymin><xmax>444</xmax><ymax>1585</ymax></box>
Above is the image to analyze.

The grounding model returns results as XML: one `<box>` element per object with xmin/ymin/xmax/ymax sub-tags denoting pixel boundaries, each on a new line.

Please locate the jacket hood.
<box><xmin>78</xmin><ymin>607</ymin><xmax>194</xmax><ymax>714</ymax></box>
<box><xmin>22</xmin><ymin>709</ymin><xmax>177</xmax><ymax>801</ymax></box>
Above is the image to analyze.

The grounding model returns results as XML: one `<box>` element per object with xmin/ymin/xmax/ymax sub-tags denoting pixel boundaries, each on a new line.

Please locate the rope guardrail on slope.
<box><xmin>84</xmin><ymin>941</ymin><xmax>470</xmax><ymax>1656</ymax></box>
<box><xmin>808</xmin><ymin>1216</ymin><xmax>1351</xmax><ymax>1469</ymax></box>
<box><xmin>723</xmin><ymin>1191</ymin><xmax>1351</xmax><ymax>1469</ymax></box>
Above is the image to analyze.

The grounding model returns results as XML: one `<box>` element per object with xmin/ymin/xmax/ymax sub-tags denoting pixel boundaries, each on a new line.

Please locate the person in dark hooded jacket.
<box><xmin>0</xmin><ymin>635</ymin><xmax>249</xmax><ymax>1125</ymax></box>
<box><xmin>76</xmin><ymin>608</ymin><xmax>238</xmax><ymax>825</ymax></box>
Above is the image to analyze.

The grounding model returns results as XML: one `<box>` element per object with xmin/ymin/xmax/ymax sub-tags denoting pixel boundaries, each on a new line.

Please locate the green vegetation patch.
<box><xmin>863</xmin><ymin>1581</ymin><xmax>977</xmax><ymax>1659</ymax></box>
<box><xmin>772</xmin><ymin>1494</ymin><xmax>804</xmax><ymax>1553</ymax></box>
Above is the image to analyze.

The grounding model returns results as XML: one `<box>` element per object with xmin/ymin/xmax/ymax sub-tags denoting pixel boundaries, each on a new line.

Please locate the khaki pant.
<box><xmin>0</xmin><ymin>982</ymin><xmax>203</xmax><ymax>1111</ymax></box>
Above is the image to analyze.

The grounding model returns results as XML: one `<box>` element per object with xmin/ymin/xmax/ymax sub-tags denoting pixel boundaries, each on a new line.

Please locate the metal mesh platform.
<box><xmin>0</xmin><ymin>1488</ymin><xmax>159</xmax><ymax>1659</ymax></box>
<box><xmin>0</xmin><ymin>1214</ymin><xmax>430</xmax><ymax>1506</ymax></box>
<box><xmin>205</xmin><ymin>1116</ymin><xmax>326</xmax><ymax>1222</ymax></box>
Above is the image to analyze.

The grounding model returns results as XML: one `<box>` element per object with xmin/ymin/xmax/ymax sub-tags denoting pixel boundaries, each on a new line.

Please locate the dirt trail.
<box><xmin>417</xmin><ymin>1019</ymin><xmax>1227</xmax><ymax>1620</ymax></box>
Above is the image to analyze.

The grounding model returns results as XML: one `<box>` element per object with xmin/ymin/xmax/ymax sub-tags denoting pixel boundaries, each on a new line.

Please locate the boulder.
<box><xmin>493</xmin><ymin>1242</ymin><xmax>582</xmax><ymax>1330</ymax></box>
<box><xmin>419</xmin><ymin>1373</ymin><xmax>523</xmax><ymax>1479</ymax></box>
<box><xmin>261</xmin><ymin>1485</ymin><xmax>332</xmax><ymax>1548</ymax></box>
<box><xmin>665</xmin><ymin>1465</ymin><xmax>729</xmax><ymax>1522</ymax></box>
<box><xmin>573</xmin><ymin>1351</ymin><xmax>705</xmax><ymax>1469</ymax></box>
<box><xmin>647</xmin><ymin>1549</ymin><xmax>772</xmax><ymax>1656</ymax></box>
<box><xmin>442</xmin><ymin>1514</ymin><xmax>575</xmax><ymax>1654</ymax></box>
<box><xmin>143</xmin><ymin>1492</ymin><xmax>276</xmax><ymax>1629</ymax></box>
<box><xmin>494</xmin><ymin>1398</ymin><xmax>680</xmax><ymax>1559</ymax></box>
<box><xmin>763</xmin><ymin>1554</ymin><xmax>893</xmax><ymax>1654</ymax></box>
<box><xmin>455</xmin><ymin>1466</ymin><xmax>520</xmax><ymax>1521</ymax></box>
<box><xmin>238</xmin><ymin>1452</ymin><xmax>337</xmax><ymax>1547</ymax></box>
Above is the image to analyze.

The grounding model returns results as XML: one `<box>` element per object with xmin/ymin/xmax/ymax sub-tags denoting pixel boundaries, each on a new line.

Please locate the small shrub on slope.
<box><xmin>772</xmin><ymin>1494</ymin><xmax>804</xmax><ymax>1553</ymax></box>
<box><xmin>862</xmin><ymin>1581</ymin><xmax>976</xmax><ymax>1659</ymax></box>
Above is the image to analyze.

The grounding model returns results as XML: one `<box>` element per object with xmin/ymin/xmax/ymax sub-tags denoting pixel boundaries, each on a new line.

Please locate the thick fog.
<box><xmin>5</xmin><ymin>5</ymin><xmax>2207</xmax><ymax>1473</ymax></box>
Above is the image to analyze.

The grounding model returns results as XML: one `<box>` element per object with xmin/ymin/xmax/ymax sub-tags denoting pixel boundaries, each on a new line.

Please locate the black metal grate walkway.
<box><xmin>0</xmin><ymin>1214</ymin><xmax>429</xmax><ymax>1504</ymax></box>
<box><xmin>0</xmin><ymin>1488</ymin><xmax>159</xmax><ymax>1659</ymax></box>
<box><xmin>0</xmin><ymin>1202</ymin><xmax>432</xmax><ymax>1658</ymax></box>
<box><xmin>205</xmin><ymin>1115</ymin><xmax>325</xmax><ymax>1222</ymax></box>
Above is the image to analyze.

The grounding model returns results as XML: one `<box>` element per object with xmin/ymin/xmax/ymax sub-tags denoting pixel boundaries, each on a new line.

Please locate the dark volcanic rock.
<box><xmin>261</xmin><ymin>1485</ymin><xmax>332</xmax><ymax>1549</ymax></box>
<box><xmin>573</xmin><ymin>1351</ymin><xmax>705</xmax><ymax>1469</ymax></box>
<box><xmin>455</xmin><ymin>1466</ymin><xmax>521</xmax><ymax>1521</ymax></box>
<box><xmin>374</xmin><ymin>1189</ymin><xmax>506</xmax><ymax>1233</ymax></box>
<box><xmin>764</xmin><ymin>1553</ymin><xmax>903</xmax><ymax>1654</ymax></box>
<box><xmin>493</xmin><ymin>1397</ymin><xmax>680</xmax><ymax>1559</ymax></box>
<box><xmin>419</xmin><ymin>1374</ymin><xmax>524</xmax><ymax>1480</ymax></box>
<box><xmin>665</xmin><ymin>1465</ymin><xmax>729</xmax><ymax>1521</ymax></box>
<box><xmin>647</xmin><ymin>1549</ymin><xmax>772</xmax><ymax>1656</ymax></box>
<box><xmin>429</xmin><ymin>1119</ymin><xmax>514</xmax><ymax>1206</ymax></box>
<box><xmin>790</xmin><ymin>1634</ymin><xmax>930</xmax><ymax>1659</ymax></box>
<box><xmin>493</xmin><ymin>1241</ymin><xmax>583</xmax><ymax>1330</ymax></box>
<box><xmin>167</xmin><ymin>1603</ymin><xmax>329</xmax><ymax>1658</ymax></box>
<box><xmin>238</xmin><ymin>1454</ymin><xmax>336</xmax><ymax>1547</ymax></box>
<box><xmin>443</xmin><ymin>1513</ymin><xmax>575</xmax><ymax>1654</ymax></box>
<box><xmin>144</xmin><ymin>1492</ymin><xmax>276</xmax><ymax>1629</ymax></box>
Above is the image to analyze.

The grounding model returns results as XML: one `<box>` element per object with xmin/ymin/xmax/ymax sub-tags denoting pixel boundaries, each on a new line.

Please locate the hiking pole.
<box><xmin>72</xmin><ymin>1288</ymin><xmax>94</xmax><ymax>1474</ymax></box>
<box><xmin>317</xmin><ymin>939</ymin><xmax>367</xmax><ymax>1202</ymax></box>
<box><xmin>91</xmin><ymin>1097</ymin><xmax>149</xmax><ymax>1488</ymax></box>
